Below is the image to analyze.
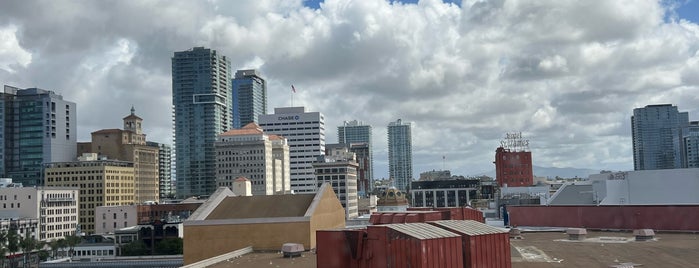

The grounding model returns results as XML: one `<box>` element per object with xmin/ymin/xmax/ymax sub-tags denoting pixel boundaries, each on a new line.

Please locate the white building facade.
<box><xmin>259</xmin><ymin>107</ymin><xmax>325</xmax><ymax>193</ymax></box>
<box><xmin>0</xmin><ymin>187</ymin><xmax>79</xmax><ymax>241</ymax></box>
<box><xmin>94</xmin><ymin>205</ymin><xmax>138</xmax><ymax>234</ymax></box>
<box><xmin>313</xmin><ymin>147</ymin><xmax>359</xmax><ymax>219</ymax></box>
<box><xmin>215</xmin><ymin>123</ymin><xmax>290</xmax><ymax>195</ymax></box>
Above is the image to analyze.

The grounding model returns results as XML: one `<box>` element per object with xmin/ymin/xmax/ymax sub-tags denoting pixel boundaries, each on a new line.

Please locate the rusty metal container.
<box><xmin>367</xmin><ymin>223</ymin><xmax>464</xmax><ymax>268</ymax></box>
<box><xmin>429</xmin><ymin>220</ymin><xmax>511</xmax><ymax>268</ymax></box>
<box><xmin>316</xmin><ymin>229</ymin><xmax>366</xmax><ymax>268</ymax></box>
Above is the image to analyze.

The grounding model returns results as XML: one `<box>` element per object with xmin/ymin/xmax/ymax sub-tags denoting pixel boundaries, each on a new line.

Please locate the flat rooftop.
<box><xmin>205</xmin><ymin>231</ymin><xmax>699</xmax><ymax>268</ymax></box>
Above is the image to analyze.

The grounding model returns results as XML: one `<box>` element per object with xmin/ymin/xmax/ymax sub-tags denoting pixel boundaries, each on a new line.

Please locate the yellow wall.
<box><xmin>184</xmin><ymin>221</ymin><xmax>310</xmax><ymax>264</ymax></box>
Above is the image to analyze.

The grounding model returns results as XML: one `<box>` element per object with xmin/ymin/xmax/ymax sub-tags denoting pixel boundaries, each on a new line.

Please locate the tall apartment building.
<box><xmin>0</xmin><ymin>85</ymin><xmax>77</xmax><ymax>186</ymax></box>
<box><xmin>387</xmin><ymin>119</ymin><xmax>413</xmax><ymax>192</ymax></box>
<box><xmin>172</xmin><ymin>47</ymin><xmax>232</xmax><ymax>198</ymax></box>
<box><xmin>44</xmin><ymin>153</ymin><xmax>135</xmax><ymax>234</ymax></box>
<box><xmin>147</xmin><ymin>141</ymin><xmax>173</xmax><ymax>198</ymax></box>
<box><xmin>0</xmin><ymin>186</ymin><xmax>79</xmax><ymax>241</ymax></box>
<box><xmin>259</xmin><ymin>107</ymin><xmax>325</xmax><ymax>193</ymax></box>
<box><xmin>313</xmin><ymin>147</ymin><xmax>359</xmax><ymax>219</ymax></box>
<box><xmin>632</xmin><ymin>104</ymin><xmax>689</xmax><ymax>170</ymax></box>
<box><xmin>337</xmin><ymin>120</ymin><xmax>373</xmax><ymax>193</ymax></box>
<box><xmin>214</xmin><ymin>123</ymin><xmax>290</xmax><ymax>195</ymax></box>
<box><xmin>683</xmin><ymin>121</ymin><xmax>699</xmax><ymax>168</ymax></box>
<box><xmin>232</xmin><ymin>69</ymin><xmax>267</xmax><ymax>129</ymax></box>
<box><xmin>80</xmin><ymin>108</ymin><xmax>159</xmax><ymax>204</ymax></box>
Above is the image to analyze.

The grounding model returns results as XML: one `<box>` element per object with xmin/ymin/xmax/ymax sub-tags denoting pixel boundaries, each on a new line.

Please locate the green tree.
<box><xmin>19</xmin><ymin>233</ymin><xmax>38</xmax><ymax>267</ymax></box>
<box><xmin>6</xmin><ymin>228</ymin><xmax>19</xmax><ymax>268</ymax></box>
<box><xmin>56</xmin><ymin>238</ymin><xmax>67</xmax><ymax>258</ymax></box>
<box><xmin>120</xmin><ymin>241</ymin><xmax>149</xmax><ymax>256</ymax></box>
<box><xmin>64</xmin><ymin>235</ymin><xmax>82</xmax><ymax>257</ymax></box>
<box><xmin>0</xmin><ymin>230</ymin><xmax>7</xmax><ymax>268</ymax></box>
<box><xmin>154</xmin><ymin>238</ymin><xmax>183</xmax><ymax>255</ymax></box>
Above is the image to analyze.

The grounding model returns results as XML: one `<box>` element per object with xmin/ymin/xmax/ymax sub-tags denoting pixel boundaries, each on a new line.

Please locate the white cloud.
<box><xmin>0</xmin><ymin>25</ymin><xmax>32</xmax><ymax>73</ymax></box>
<box><xmin>1</xmin><ymin>0</ymin><xmax>698</xmax><ymax>178</ymax></box>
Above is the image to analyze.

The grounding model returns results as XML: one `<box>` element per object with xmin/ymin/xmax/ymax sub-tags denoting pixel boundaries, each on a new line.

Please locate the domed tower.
<box><xmin>123</xmin><ymin>106</ymin><xmax>146</xmax><ymax>145</ymax></box>
<box><xmin>377</xmin><ymin>187</ymin><xmax>409</xmax><ymax>212</ymax></box>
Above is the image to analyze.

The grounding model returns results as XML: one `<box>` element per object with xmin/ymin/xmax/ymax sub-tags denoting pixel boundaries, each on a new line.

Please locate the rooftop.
<box><xmin>205</xmin><ymin>194</ymin><xmax>316</xmax><ymax>220</ymax></box>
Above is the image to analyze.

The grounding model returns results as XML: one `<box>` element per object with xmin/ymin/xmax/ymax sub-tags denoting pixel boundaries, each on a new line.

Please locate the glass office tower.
<box><xmin>631</xmin><ymin>104</ymin><xmax>689</xmax><ymax>170</ymax></box>
<box><xmin>387</xmin><ymin>119</ymin><xmax>413</xmax><ymax>192</ymax></box>
<box><xmin>232</xmin><ymin>69</ymin><xmax>267</xmax><ymax>129</ymax></box>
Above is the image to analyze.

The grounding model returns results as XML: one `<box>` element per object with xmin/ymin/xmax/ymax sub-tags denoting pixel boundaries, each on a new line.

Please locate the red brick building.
<box><xmin>494</xmin><ymin>147</ymin><xmax>533</xmax><ymax>187</ymax></box>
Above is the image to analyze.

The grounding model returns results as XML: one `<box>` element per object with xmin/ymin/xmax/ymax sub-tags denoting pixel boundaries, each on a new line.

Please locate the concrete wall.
<box><xmin>183</xmin><ymin>221</ymin><xmax>310</xmax><ymax>264</ymax></box>
<box><xmin>508</xmin><ymin>205</ymin><xmax>699</xmax><ymax>231</ymax></box>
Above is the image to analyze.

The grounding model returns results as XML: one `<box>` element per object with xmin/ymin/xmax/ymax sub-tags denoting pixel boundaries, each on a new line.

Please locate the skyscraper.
<box><xmin>387</xmin><ymin>119</ymin><xmax>413</xmax><ymax>192</ymax></box>
<box><xmin>0</xmin><ymin>85</ymin><xmax>76</xmax><ymax>186</ymax></box>
<box><xmin>337</xmin><ymin>120</ymin><xmax>373</xmax><ymax>193</ymax></box>
<box><xmin>682</xmin><ymin>121</ymin><xmax>699</xmax><ymax>168</ymax></box>
<box><xmin>232</xmin><ymin>69</ymin><xmax>267</xmax><ymax>129</ymax></box>
<box><xmin>172</xmin><ymin>47</ymin><xmax>232</xmax><ymax>198</ymax></box>
<box><xmin>146</xmin><ymin>141</ymin><xmax>173</xmax><ymax>199</ymax></box>
<box><xmin>632</xmin><ymin>104</ymin><xmax>689</xmax><ymax>170</ymax></box>
<box><xmin>259</xmin><ymin>107</ymin><xmax>325</xmax><ymax>193</ymax></box>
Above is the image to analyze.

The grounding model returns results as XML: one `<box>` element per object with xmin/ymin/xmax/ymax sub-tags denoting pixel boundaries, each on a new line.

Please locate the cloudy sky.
<box><xmin>1</xmin><ymin>0</ymin><xmax>698</xmax><ymax>178</ymax></box>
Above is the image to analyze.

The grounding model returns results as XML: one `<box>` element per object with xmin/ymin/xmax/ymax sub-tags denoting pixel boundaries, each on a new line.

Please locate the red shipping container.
<box><xmin>317</xmin><ymin>229</ymin><xmax>365</xmax><ymax>268</ymax></box>
<box><xmin>367</xmin><ymin>223</ymin><xmax>464</xmax><ymax>268</ymax></box>
<box><xmin>429</xmin><ymin>220</ymin><xmax>511</xmax><ymax>268</ymax></box>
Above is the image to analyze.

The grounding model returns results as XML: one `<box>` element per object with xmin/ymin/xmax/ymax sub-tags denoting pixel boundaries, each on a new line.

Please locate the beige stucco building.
<box><xmin>215</xmin><ymin>123</ymin><xmax>290</xmax><ymax>195</ymax></box>
<box><xmin>44</xmin><ymin>154</ymin><xmax>135</xmax><ymax>234</ymax></box>
<box><xmin>78</xmin><ymin>107</ymin><xmax>159</xmax><ymax>204</ymax></box>
<box><xmin>183</xmin><ymin>183</ymin><xmax>345</xmax><ymax>264</ymax></box>
<box><xmin>0</xmin><ymin>186</ymin><xmax>79</xmax><ymax>241</ymax></box>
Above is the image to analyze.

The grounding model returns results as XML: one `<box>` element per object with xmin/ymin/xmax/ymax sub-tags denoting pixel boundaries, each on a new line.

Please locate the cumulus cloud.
<box><xmin>0</xmin><ymin>0</ymin><xmax>698</xmax><ymax>178</ymax></box>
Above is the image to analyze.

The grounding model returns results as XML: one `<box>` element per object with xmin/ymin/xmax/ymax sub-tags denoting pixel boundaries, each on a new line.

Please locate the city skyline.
<box><xmin>1</xmin><ymin>1</ymin><xmax>699</xmax><ymax>178</ymax></box>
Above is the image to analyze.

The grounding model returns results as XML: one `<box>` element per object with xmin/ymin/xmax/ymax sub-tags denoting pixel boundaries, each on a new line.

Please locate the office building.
<box><xmin>0</xmin><ymin>186</ymin><xmax>79</xmax><ymax>241</ymax></box>
<box><xmin>387</xmin><ymin>119</ymin><xmax>413</xmax><ymax>192</ymax></box>
<box><xmin>44</xmin><ymin>153</ymin><xmax>135</xmax><ymax>234</ymax></box>
<box><xmin>80</xmin><ymin>107</ymin><xmax>159</xmax><ymax>204</ymax></box>
<box><xmin>410</xmin><ymin>179</ymin><xmax>479</xmax><ymax>208</ymax></box>
<box><xmin>0</xmin><ymin>85</ymin><xmax>76</xmax><ymax>186</ymax></box>
<box><xmin>147</xmin><ymin>141</ymin><xmax>173</xmax><ymax>198</ymax></box>
<box><xmin>632</xmin><ymin>104</ymin><xmax>689</xmax><ymax>170</ymax></box>
<box><xmin>232</xmin><ymin>69</ymin><xmax>267</xmax><ymax>129</ymax></box>
<box><xmin>259</xmin><ymin>107</ymin><xmax>325</xmax><ymax>193</ymax></box>
<box><xmin>683</xmin><ymin>121</ymin><xmax>699</xmax><ymax>168</ymax></box>
<box><xmin>337</xmin><ymin>120</ymin><xmax>373</xmax><ymax>193</ymax></box>
<box><xmin>494</xmin><ymin>147</ymin><xmax>534</xmax><ymax>187</ymax></box>
<box><xmin>326</xmin><ymin>143</ymin><xmax>371</xmax><ymax>195</ymax></box>
<box><xmin>172</xmin><ymin>47</ymin><xmax>232</xmax><ymax>198</ymax></box>
<box><xmin>313</xmin><ymin>146</ymin><xmax>359</xmax><ymax>219</ymax></box>
<box><xmin>214</xmin><ymin>123</ymin><xmax>290</xmax><ymax>195</ymax></box>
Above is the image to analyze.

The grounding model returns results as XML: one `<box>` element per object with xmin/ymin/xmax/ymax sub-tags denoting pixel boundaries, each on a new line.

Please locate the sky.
<box><xmin>1</xmin><ymin>0</ymin><xmax>698</xmax><ymax>178</ymax></box>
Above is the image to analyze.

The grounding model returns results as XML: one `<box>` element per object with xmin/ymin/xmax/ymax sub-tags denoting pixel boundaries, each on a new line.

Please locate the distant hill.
<box><xmin>476</xmin><ymin>166</ymin><xmax>601</xmax><ymax>179</ymax></box>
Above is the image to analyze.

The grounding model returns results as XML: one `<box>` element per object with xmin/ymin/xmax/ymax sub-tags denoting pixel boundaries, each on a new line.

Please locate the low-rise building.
<box><xmin>183</xmin><ymin>183</ymin><xmax>345</xmax><ymax>265</ymax></box>
<box><xmin>0</xmin><ymin>186</ymin><xmax>78</xmax><ymax>241</ymax></box>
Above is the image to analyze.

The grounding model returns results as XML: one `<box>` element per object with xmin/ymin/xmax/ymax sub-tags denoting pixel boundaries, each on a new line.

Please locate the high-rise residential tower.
<box><xmin>259</xmin><ymin>107</ymin><xmax>325</xmax><ymax>193</ymax></box>
<box><xmin>232</xmin><ymin>69</ymin><xmax>267</xmax><ymax>129</ymax></box>
<box><xmin>337</xmin><ymin>120</ymin><xmax>373</xmax><ymax>193</ymax></box>
<box><xmin>147</xmin><ymin>141</ymin><xmax>173</xmax><ymax>198</ymax></box>
<box><xmin>387</xmin><ymin>119</ymin><xmax>413</xmax><ymax>192</ymax></box>
<box><xmin>172</xmin><ymin>47</ymin><xmax>232</xmax><ymax>198</ymax></box>
<box><xmin>0</xmin><ymin>85</ymin><xmax>77</xmax><ymax>186</ymax></box>
<box><xmin>632</xmin><ymin>104</ymin><xmax>689</xmax><ymax>170</ymax></box>
<box><xmin>313</xmin><ymin>147</ymin><xmax>359</xmax><ymax>219</ymax></box>
<box><xmin>682</xmin><ymin>121</ymin><xmax>699</xmax><ymax>168</ymax></box>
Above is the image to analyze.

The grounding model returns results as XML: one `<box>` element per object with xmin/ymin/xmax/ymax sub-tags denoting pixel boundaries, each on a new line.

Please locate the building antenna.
<box><xmin>442</xmin><ymin>155</ymin><xmax>446</xmax><ymax>171</ymax></box>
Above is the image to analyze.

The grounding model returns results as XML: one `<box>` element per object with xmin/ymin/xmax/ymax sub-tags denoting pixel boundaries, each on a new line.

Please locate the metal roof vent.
<box><xmin>281</xmin><ymin>243</ymin><xmax>305</xmax><ymax>258</ymax></box>
<box><xmin>633</xmin><ymin>229</ymin><xmax>655</xmax><ymax>241</ymax></box>
<box><xmin>509</xmin><ymin>227</ymin><xmax>523</xmax><ymax>239</ymax></box>
<box><xmin>566</xmin><ymin>228</ymin><xmax>587</xmax><ymax>240</ymax></box>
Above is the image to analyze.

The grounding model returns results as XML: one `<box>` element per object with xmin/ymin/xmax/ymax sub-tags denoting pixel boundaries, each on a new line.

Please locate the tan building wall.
<box><xmin>45</xmin><ymin>161</ymin><xmax>135</xmax><ymax>234</ymax></box>
<box><xmin>183</xmin><ymin>185</ymin><xmax>345</xmax><ymax>265</ymax></box>
<box><xmin>184</xmin><ymin>221</ymin><xmax>310</xmax><ymax>264</ymax></box>
<box><xmin>90</xmin><ymin>132</ymin><xmax>159</xmax><ymax>204</ymax></box>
